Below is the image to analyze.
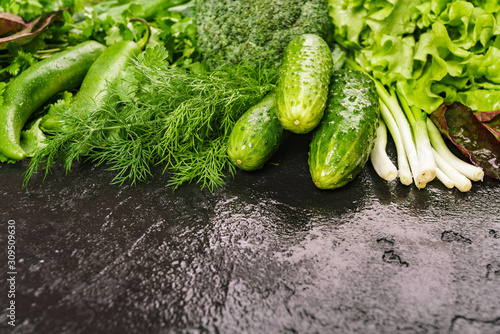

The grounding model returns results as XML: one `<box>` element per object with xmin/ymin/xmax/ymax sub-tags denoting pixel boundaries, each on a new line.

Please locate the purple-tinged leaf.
<box><xmin>482</xmin><ymin>123</ymin><xmax>500</xmax><ymax>141</ymax></box>
<box><xmin>475</xmin><ymin>110</ymin><xmax>500</xmax><ymax>140</ymax></box>
<box><xmin>475</xmin><ymin>110</ymin><xmax>500</xmax><ymax>123</ymax></box>
<box><xmin>0</xmin><ymin>10</ymin><xmax>65</xmax><ymax>50</ymax></box>
<box><xmin>0</xmin><ymin>12</ymin><xmax>27</xmax><ymax>36</ymax></box>
<box><xmin>430</xmin><ymin>102</ymin><xmax>500</xmax><ymax>180</ymax></box>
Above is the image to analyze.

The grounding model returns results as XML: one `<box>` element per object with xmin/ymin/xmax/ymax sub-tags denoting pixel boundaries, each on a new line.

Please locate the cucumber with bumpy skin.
<box><xmin>276</xmin><ymin>34</ymin><xmax>333</xmax><ymax>134</ymax></box>
<box><xmin>227</xmin><ymin>92</ymin><xmax>285</xmax><ymax>171</ymax></box>
<box><xmin>309</xmin><ymin>69</ymin><xmax>380</xmax><ymax>190</ymax></box>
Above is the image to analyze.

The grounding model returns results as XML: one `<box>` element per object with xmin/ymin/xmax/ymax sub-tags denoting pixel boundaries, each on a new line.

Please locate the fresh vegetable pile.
<box><xmin>0</xmin><ymin>0</ymin><xmax>499</xmax><ymax>193</ymax></box>
<box><xmin>329</xmin><ymin>0</ymin><xmax>500</xmax><ymax>187</ymax></box>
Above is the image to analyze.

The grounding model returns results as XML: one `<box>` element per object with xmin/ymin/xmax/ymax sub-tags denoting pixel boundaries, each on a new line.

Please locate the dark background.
<box><xmin>1</xmin><ymin>133</ymin><xmax>499</xmax><ymax>333</ymax></box>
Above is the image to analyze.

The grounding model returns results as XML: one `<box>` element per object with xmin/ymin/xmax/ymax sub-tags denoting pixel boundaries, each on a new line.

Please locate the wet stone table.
<box><xmin>1</xmin><ymin>134</ymin><xmax>500</xmax><ymax>334</ymax></box>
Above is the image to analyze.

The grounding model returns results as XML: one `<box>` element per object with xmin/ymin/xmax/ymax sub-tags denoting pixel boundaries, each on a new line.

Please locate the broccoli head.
<box><xmin>195</xmin><ymin>0</ymin><xmax>333</xmax><ymax>69</ymax></box>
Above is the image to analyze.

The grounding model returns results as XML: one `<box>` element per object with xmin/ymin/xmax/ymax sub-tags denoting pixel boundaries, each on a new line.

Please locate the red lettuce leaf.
<box><xmin>475</xmin><ymin>110</ymin><xmax>500</xmax><ymax>140</ymax></box>
<box><xmin>0</xmin><ymin>12</ymin><xmax>27</xmax><ymax>36</ymax></box>
<box><xmin>0</xmin><ymin>10</ymin><xmax>65</xmax><ymax>50</ymax></box>
<box><xmin>475</xmin><ymin>110</ymin><xmax>500</xmax><ymax>123</ymax></box>
<box><xmin>430</xmin><ymin>102</ymin><xmax>500</xmax><ymax>180</ymax></box>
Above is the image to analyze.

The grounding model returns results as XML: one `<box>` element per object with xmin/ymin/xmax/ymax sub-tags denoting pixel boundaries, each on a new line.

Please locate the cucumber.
<box><xmin>275</xmin><ymin>34</ymin><xmax>333</xmax><ymax>134</ymax></box>
<box><xmin>309</xmin><ymin>69</ymin><xmax>380</xmax><ymax>190</ymax></box>
<box><xmin>227</xmin><ymin>92</ymin><xmax>285</xmax><ymax>171</ymax></box>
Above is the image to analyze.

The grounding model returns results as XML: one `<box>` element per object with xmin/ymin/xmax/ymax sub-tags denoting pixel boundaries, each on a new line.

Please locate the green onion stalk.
<box><xmin>345</xmin><ymin>57</ymin><xmax>483</xmax><ymax>192</ymax></box>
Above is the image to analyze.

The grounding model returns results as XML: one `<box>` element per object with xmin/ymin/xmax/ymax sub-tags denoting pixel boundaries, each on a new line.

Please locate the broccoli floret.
<box><xmin>195</xmin><ymin>0</ymin><xmax>333</xmax><ymax>69</ymax></box>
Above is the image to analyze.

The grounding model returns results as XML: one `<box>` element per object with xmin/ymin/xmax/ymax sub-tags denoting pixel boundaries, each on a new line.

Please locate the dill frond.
<box><xmin>24</xmin><ymin>46</ymin><xmax>279</xmax><ymax>191</ymax></box>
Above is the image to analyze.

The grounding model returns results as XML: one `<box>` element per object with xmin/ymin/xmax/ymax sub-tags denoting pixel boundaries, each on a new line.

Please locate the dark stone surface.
<box><xmin>1</xmin><ymin>133</ymin><xmax>500</xmax><ymax>334</ymax></box>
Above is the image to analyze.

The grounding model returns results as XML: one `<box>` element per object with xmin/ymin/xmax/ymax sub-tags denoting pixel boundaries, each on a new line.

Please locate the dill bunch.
<box><xmin>24</xmin><ymin>46</ymin><xmax>279</xmax><ymax>190</ymax></box>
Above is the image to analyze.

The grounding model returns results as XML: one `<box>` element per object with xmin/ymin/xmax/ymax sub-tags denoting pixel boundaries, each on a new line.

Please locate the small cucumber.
<box><xmin>227</xmin><ymin>92</ymin><xmax>285</xmax><ymax>171</ymax></box>
<box><xmin>276</xmin><ymin>34</ymin><xmax>333</xmax><ymax>134</ymax></box>
<box><xmin>309</xmin><ymin>69</ymin><xmax>380</xmax><ymax>190</ymax></box>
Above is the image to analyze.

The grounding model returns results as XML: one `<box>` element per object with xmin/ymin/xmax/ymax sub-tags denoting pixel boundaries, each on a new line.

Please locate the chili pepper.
<box><xmin>0</xmin><ymin>40</ymin><xmax>106</xmax><ymax>161</ymax></box>
<box><xmin>40</xmin><ymin>19</ymin><xmax>152</xmax><ymax>135</ymax></box>
<box><xmin>73</xmin><ymin>18</ymin><xmax>151</xmax><ymax>107</ymax></box>
<box><xmin>2</xmin><ymin>18</ymin><xmax>150</xmax><ymax>160</ymax></box>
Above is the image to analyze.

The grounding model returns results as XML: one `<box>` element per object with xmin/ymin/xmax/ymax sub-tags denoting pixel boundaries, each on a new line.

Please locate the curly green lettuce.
<box><xmin>329</xmin><ymin>0</ymin><xmax>500</xmax><ymax>113</ymax></box>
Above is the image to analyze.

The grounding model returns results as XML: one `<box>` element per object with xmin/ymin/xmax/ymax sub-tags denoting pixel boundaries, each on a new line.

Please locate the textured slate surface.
<box><xmin>1</xmin><ymin>133</ymin><xmax>499</xmax><ymax>334</ymax></box>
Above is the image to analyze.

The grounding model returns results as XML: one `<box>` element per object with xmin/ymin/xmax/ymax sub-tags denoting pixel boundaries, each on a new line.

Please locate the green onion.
<box><xmin>427</xmin><ymin>119</ymin><xmax>484</xmax><ymax>182</ymax></box>
<box><xmin>435</xmin><ymin>166</ymin><xmax>455</xmax><ymax>189</ymax></box>
<box><xmin>379</xmin><ymin>100</ymin><xmax>413</xmax><ymax>186</ymax></box>
<box><xmin>370</xmin><ymin>118</ymin><xmax>398</xmax><ymax>181</ymax></box>
<box><xmin>376</xmin><ymin>83</ymin><xmax>424</xmax><ymax>188</ymax></box>
<box><xmin>432</xmin><ymin>148</ymin><xmax>472</xmax><ymax>192</ymax></box>
<box><xmin>414</xmin><ymin>112</ymin><xmax>437</xmax><ymax>184</ymax></box>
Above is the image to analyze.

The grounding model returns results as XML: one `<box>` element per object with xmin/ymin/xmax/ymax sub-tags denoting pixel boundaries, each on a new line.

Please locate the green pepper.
<box><xmin>0</xmin><ymin>40</ymin><xmax>106</xmax><ymax>161</ymax></box>
<box><xmin>74</xmin><ymin>19</ymin><xmax>151</xmax><ymax>107</ymax></box>
<box><xmin>72</xmin><ymin>41</ymin><xmax>142</xmax><ymax>107</ymax></box>
<box><xmin>41</xmin><ymin>18</ymin><xmax>152</xmax><ymax>133</ymax></box>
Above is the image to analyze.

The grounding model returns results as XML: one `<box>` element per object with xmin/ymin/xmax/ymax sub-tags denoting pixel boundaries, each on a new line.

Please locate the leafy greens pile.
<box><xmin>329</xmin><ymin>0</ymin><xmax>500</xmax><ymax>113</ymax></box>
<box><xmin>0</xmin><ymin>0</ymin><xmax>197</xmax><ymax>85</ymax></box>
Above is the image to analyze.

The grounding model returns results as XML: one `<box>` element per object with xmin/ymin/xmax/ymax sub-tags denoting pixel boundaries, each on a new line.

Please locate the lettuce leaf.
<box><xmin>0</xmin><ymin>12</ymin><xmax>26</xmax><ymax>35</ymax></box>
<box><xmin>328</xmin><ymin>0</ymin><xmax>367</xmax><ymax>49</ymax></box>
<box><xmin>329</xmin><ymin>0</ymin><xmax>500</xmax><ymax>113</ymax></box>
<box><xmin>456</xmin><ymin>89</ymin><xmax>500</xmax><ymax>112</ymax></box>
<box><xmin>431</xmin><ymin>102</ymin><xmax>500</xmax><ymax>179</ymax></box>
<box><xmin>0</xmin><ymin>9</ymin><xmax>65</xmax><ymax>50</ymax></box>
<box><xmin>475</xmin><ymin>110</ymin><xmax>500</xmax><ymax>140</ymax></box>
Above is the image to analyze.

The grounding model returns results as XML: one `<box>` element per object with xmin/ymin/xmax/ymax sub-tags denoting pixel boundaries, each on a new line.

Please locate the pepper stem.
<box><xmin>127</xmin><ymin>17</ymin><xmax>151</xmax><ymax>50</ymax></box>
